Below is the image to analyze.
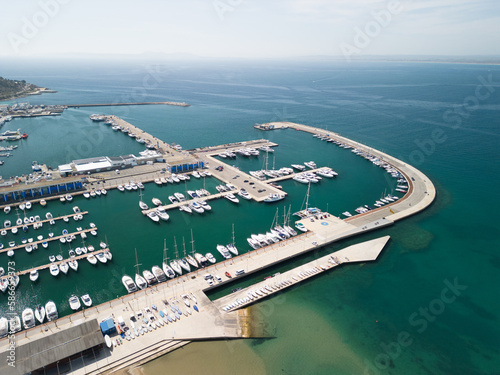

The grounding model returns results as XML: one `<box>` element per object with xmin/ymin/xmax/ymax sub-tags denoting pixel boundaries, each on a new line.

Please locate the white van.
<box><xmin>235</xmin><ymin>269</ymin><xmax>245</xmax><ymax>276</ymax></box>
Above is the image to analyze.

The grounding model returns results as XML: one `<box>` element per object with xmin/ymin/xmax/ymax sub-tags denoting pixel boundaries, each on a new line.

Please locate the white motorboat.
<box><xmin>194</xmin><ymin>253</ymin><xmax>208</xmax><ymax>267</ymax></box>
<box><xmin>83</xmin><ymin>192</ymin><xmax>90</xmax><ymax>198</ymax></box>
<box><xmin>87</xmin><ymin>254</ymin><xmax>98</xmax><ymax>265</ymax></box>
<box><xmin>22</xmin><ymin>308</ymin><xmax>36</xmax><ymax>329</ymax></box>
<box><xmin>29</xmin><ymin>269</ymin><xmax>39</xmax><ymax>282</ymax></box>
<box><xmin>34</xmin><ymin>305</ymin><xmax>45</xmax><ymax>324</ymax></box>
<box><xmin>224</xmin><ymin>193</ymin><xmax>239</xmax><ymax>204</ymax></box>
<box><xmin>96</xmin><ymin>252</ymin><xmax>107</xmax><ymax>263</ymax></box>
<box><xmin>152</xmin><ymin>265</ymin><xmax>167</xmax><ymax>282</ymax></box>
<box><xmin>147</xmin><ymin>211</ymin><xmax>160</xmax><ymax>222</ymax></box>
<box><xmin>216</xmin><ymin>245</ymin><xmax>232</xmax><ymax>259</ymax></box>
<box><xmin>122</xmin><ymin>275</ymin><xmax>138</xmax><ymax>293</ymax></box>
<box><xmin>16</xmin><ymin>217</ymin><xmax>23</xmax><ymax>226</ymax></box>
<box><xmin>237</xmin><ymin>189</ymin><xmax>252</xmax><ymax>200</ymax></box>
<box><xmin>304</xmin><ymin>161</ymin><xmax>317</xmax><ymax>169</ymax></box>
<box><xmin>205</xmin><ymin>252</ymin><xmax>216</xmax><ymax>263</ymax></box>
<box><xmin>135</xmin><ymin>273</ymin><xmax>148</xmax><ymax>290</ymax></box>
<box><xmin>295</xmin><ymin>222</ymin><xmax>308</xmax><ymax>232</ymax></box>
<box><xmin>66</xmin><ymin>194</ymin><xmax>73</xmax><ymax>202</ymax></box>
<box><xmin>247</xmin><ymin>237</ymin><xmax>261</xmax><ymax>249</ymax></box>
<box><xmin>263</xmin><ymin>193</ymin><xmax>285</xmax><ymax>203</ymax></box>
<box><xmin>162</xmin><ymin>262</ymin><xmax>176</xmax><ymax>279</ymax></box>
<box><xmin>143</xmin><ymin>270</ymin><xmax>158</xmax><ymax>285</ymax></box>
<box><xmin>189</xmin><ymin>201</ymin><xmax>204</xmax><ymax>214</ymax></box>
<box><xmin>156</xmin><ymin>208</ymin><xmax>170</xmax><ymax>221</ymax></box>
<box><xmin>0</xmin><ymin>317</ymin><xmax>8</xmax><ymax>338</ymax></box>
<box><xmin>26</xmin><ymin>201</ymin><xmax>32</xmax><ymax>210</ymax></box>
<box><xmin>3</xmin><ymin>220</ymin><xmax>11</xmax><ymax>228</ymax></box>
<box><xmin>154</xmin><ymin>178</ymin><xmax>162</xmax><ymax>186</ymax></box>
<box><xmin>139</xmin><ymin>201</ymin><xmax>149</xmax><ymax>210</ymax></box>
<box><xmin>179</xmin><ymin>205</ymin><xmax>192</xmax><ymax>214</ymax></box>
<box><xmin>80</xmin><ymin>294</ymin><xmax>92</xmax><ymax>307</ymax></box>
<box><xmin>168</xmin><ymin>195</ymin><xmax>178</xmax><ymax>204</ymax></box>
<box><xmin>0</xmin><ymin>278</ymin><xmax>8</xmax><ymax>293</ymax></box>
<box><xmin>46</xmin><ymin>301</ymin><xmax>58</xmax><ymax>321</ymax></box>
<box><xmin>291</xmin><ymin>164</ymin><xmax>306</xmax><ymax>171</ymax></box>
<box><xmin>69</xmin><ymin>295</ymin><xmax>81</xmax><ymax>311</ymax></box>
<box><xmin>101</xmin><ymin>188</ymin><xmax>107</xmax><ymax>195</ymax></box>
<box><xmin>152</xmin><ymin>197</ymin><xmax>162</xmax><ymax>206</ymax></box>
<box><xmin>3</xmin><ymin>206</ymin><xmax>11</xmax><ymax>214</ymax></box>
<box><xmin>117</xmin><ymin>185</ymin><xmax>125</xmax><ymax>192</ymax></box>
<box><xmin>198</xmin><ymin>200</ymin><xmax>211</xmax><ymax>211</ymax></box>
<box><xmin>174</xmin><ymin>192</ymin><xmax>185</xmax><ymax>202</ymax></box>
<box><xmin>104</xmin><ymin>251</ymin><xmax>112</xmax><ymax>261</ymax></box>
<box><xmin>342</xmin><ymin>211</ymin><xmax>352</xmax><ymax>217</ymax></box>
<box><xmin>49</xmin><ymin>264</ymin><xmax>60</xmax><ymax>276</ymax></box>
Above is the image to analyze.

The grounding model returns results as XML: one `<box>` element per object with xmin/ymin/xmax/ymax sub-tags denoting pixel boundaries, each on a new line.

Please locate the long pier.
<box><xmin>1</xmin><ymin>248</ymin><xmax>110</xmax><ymax>278</ymax></box>
<box><xmin>66</xmin><ymin>101</ymin><xmax>190</xmax><ymax>108</ymax></box>
<box><xmin>0</xmin><ymin>227</ymin><xmax>97</xmax><ymax>254</ymax></box>
<box><xmin>2</xmin><ymin>211</ymin><xmax>88</xmax><ymax>233</ymax></box>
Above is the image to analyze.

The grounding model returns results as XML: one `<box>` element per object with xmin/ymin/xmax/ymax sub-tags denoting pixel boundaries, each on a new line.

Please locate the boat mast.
<box><xmin>173</xmin><ymin>237</ymin><xmax>179</xmax><ymax>259</ymax></box>
<box><xmin>162</xmin><ymin>238</ymin><xmax>168</xmax><ymax>263</ymax></box>
<box><xmin>134</xmin><ymin>248</ymin><xmax>141</xmax><ymax>274</ymax></box>
<box><xmin>231</xmin><ymin>223</ymin><xmax>235</xmax><ymax>246</ymax></box>
<box><xmin>182</xmin><ymin>237</ymin><xmax>187</xmax><ymax>257</ymax></box>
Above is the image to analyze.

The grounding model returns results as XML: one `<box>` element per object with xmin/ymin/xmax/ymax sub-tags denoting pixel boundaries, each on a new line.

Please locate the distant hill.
<box><xmin>0</xmin><ymin>77</ymin><xmax>40</xmax><ymax>101</ymax></box>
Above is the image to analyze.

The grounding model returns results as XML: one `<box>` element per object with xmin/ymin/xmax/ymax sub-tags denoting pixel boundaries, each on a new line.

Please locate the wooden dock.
<box><xmin>1</xmin><ymin>249</ymin><xmax>110</xmax><ymax>279</ymax></box>
<box><xmin>0</xmin><ymin>227</ymin><xmax>97</xmax><ymax>254</ymax></box>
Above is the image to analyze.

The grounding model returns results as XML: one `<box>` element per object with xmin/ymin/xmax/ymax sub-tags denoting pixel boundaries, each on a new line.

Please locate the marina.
<box><xmin>0</xmin><ymin>112</ymin><xmax>436</xmax><ymax>374</ymax></box>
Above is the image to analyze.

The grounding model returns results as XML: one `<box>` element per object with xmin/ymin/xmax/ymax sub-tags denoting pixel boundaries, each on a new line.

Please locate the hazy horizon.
<box><xmin>1</xmin><ymin>0</ymin><xmax>499</xmax><ymax>60</ymax></box>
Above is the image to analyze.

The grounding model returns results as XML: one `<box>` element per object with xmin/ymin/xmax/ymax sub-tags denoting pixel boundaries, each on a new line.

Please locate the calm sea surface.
<box><xmin>1</xmin><ymin>59</ymin><xmax>499</xmax><ymax>374</ymax></box>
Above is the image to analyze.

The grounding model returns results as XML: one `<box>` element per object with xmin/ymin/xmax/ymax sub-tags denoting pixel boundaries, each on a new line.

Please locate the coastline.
<box><xmin>0</xmin><ymin>87</ymin><xmax>57</xmax><ymax>102</ymax></box>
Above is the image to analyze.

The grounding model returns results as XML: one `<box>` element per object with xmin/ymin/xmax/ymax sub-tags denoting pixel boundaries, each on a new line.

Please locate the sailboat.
<box><xmin>226</xmin><ymin>224</ymin><xmax>239</xmax><ymax>255</ymax></box>
<box><xmin>139</xmin><ymin>190</ymin><xmax>148</xmax><ymax>210</ymax></box>
<box><xmin>162</xmin><ymin>239</ymin><xmax>176</xmax><ymax>279</ymax></box>
<box><xmin>186</xmin><ymin>230</ymin><xmax>199</xmax><ymax>268</ymax></box>
<box><xmin>179</xmin><ymin>238</ymin><xmax>191</xmax><ymax>272</ymax></box>
<box><xmin>134</xmin><ymin>249</ymin><xmax>148</xmax><ymax>290</ymax></box>
<box><xmin>169</xmin><ymin>238</ymin><xmax>183</xmax><ymax>275</ymax></box>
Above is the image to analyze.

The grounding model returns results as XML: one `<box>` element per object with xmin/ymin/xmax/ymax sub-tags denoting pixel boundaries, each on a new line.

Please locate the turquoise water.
<box><xmin>1</xmin><ymin>59</ymin><xmax>499</xmax><ymax>374</ymax></box>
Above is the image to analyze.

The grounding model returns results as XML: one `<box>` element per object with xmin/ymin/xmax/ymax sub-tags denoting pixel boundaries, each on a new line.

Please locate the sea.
<box><xmin>0</xmin><ymin>58</ymin><xmax>499</xmax><ymax>375</ymax></box>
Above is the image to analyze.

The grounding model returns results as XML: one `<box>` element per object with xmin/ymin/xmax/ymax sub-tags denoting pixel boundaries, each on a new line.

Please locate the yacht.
<box><xmin>205</xmin><ymin>253</ymin><xmax>216</xmax><ymax>264</ymax></box>
<box><xmin>96</xmin><ymin>252</ymin><xmax>107</xmax><ymax>263</ymax></box>
<box><xmin>4</xmin><ymin>220</ymin><xmax>11</xmax><ymax>228</ymax></box>
<box><xmin>237</xmin><ymin>189</ymin><xmax>252</xmax><ymax>200</ymax></box>
<box><xmin>156</xmin><ymin>208</ymin><xmax>170</xmax><ymax>221</ymax></box>
<box><xmin>16</xmin><ymin>217</ymin><xmax>23</xmax><ymax>226</ymax></box>
<box><xmin>169</xmin><ymin>259</ymin><xmax>183</xmax><ymax>275</ymax></box>
<box><xmin>154</xmin><ymin>178</ymin><xmax>162</xmax><ymax>186</ymax></box>
<box><xmin>263</xmin><ymin>193</ymin><xmax>285</xmax><ymax>203</ymax></box>
<box><xmin>179</xmin><ymin>205</ymin><xmax>192</xmax><ymax>214</ymax></box>
<box><xmin>3</xmin><ymin>206</ymin><xmax>11</xmax><ymax>214</ymax></box>
<box><xmin>186</xmin><ymin>254</ymin><xmax>198</xmax><ymax>268</ymax></box>
<box><xmin>0</xmin><ymin>278</ymin><xmax>7</xmax><ymax>293</ymax></box>
<box><xmin>143</xmin><ymin>270</ymin><xmax>158</xmax><ymax>285</ymax></box>
<box><xmin>216</xmin><ymin>245</ymin><xmax>232</xmax><ymax>259</ymax></box>
<box><xmin>122</xmin><ymin>275</ymin><xmax>138</xmax><ymax>293</ymax></box>
<box><xmin>247</xmin><ymin>237</ymin><xmax>261</xmax><ymax>249</ymax></box>
<box><xmin>189</xmin><ymin>201</ymin><xmax>204</xmax><ymax>214</ymax></box>
<box><xmin>226</xmin><ymin>243</ymin><xmax>238</xmax><ymax>256</ymax></box>
<box><xmin>26</xmin><ymin>201</ymin><xmax>32</xmax><ymax>210</ymax></box>
<box><xmin>83</xmin><ymin>192</ymin><xmax>90</xmax><ymax>198</ymax></box>
<box><xmin>29</xmin><ymin>269</ymin><xmax>39</xmax><ymax>282</ymax></box>
<box><xmin>198</xmin><ymin>200</ymin><xmax>212</xmax><ymax>211</ymax></box>
<box><xmin>66</xmin><ymin>194</ymin><xmax>73</xmax><ymax>202</ymax></box>
<box><xmin>304</xmin><ymin>161</ymin><xmax>317</xmax><ymax>169</ymax></box>
<box><xmin>224</xmin><ymin>193</ymin><xmax>239</xmax><ymax>204</ymax></box>
<box><xmin>81</xmin><ymin>294</ymin><xmax>92</xmax><ymax>307</ymax></box>
<box><xmin>152</xmin><ymin>266</ymin><xmax>167</xmax><ymax>282</ymax></box>
<box><xmin>295</xmin><ymin>222</ymin><xmax>308</xmax><ymax>232</ymax></box>
<box><xmin>9</xmin><ymin>316</ymin><xmax>21</xmax><ymax>333</ymax></box>
<box><xmin>194</xmin><ymin>253</ymin><xmax>208</xmax><ymax>267</ymax></box>
<box><xmin>342</xmin><ymin>211</ymin><xmax>352</xmax><ymax>217</ymax></box>
<box><xmin>178</xmin><ymin>258</ymin><xmax>190</xmax><ymax>272</ymax></box>
<box><xmin>34</xmin><ymin>305</ymin><xmax>45</xmax><ymax>324</ymax></box>
<box><xmin>139</xmin><ymin>201</ymin><xmax>148</xmax><ymax>210</ymax></box>
<box><xmin>46</xmin><ymin>300</ymin><xmax>58</xmax><ymax>321</ymax></box>
<box><xmin>50</xmin><ymin>264</ymin><xmax>60</xmax><ymax>276</ymax></box>
<box><xmin>147</xmin><ymin>211</ymin><xmax>160</xmax><ymax>222</ymax></box>
<box><xmin>291</xmin><ymin>164</ymin><xmax>306</xmax><ymax>171</ymax></box>
<box><xmin>135</xmin><ymin>273</ymin><xmax>148</xmax><ymax>290</ymax></box>
<box><xmin>174</xmin><ymin>192</ymin><xmax>186</xmax><ymax>202</ymax></box>
<box><xmin>87</xmin><ymin>254</ymin><xmax>98</xmax><ymax>265</ymax></box>
<box><xmin>68</xmin><ymin>259</ymin><xmax>79</xmax><ymax>271</ymax></box>
<box><xmin>168</xmin><ymin>195</ymin><xmax>178</xmax><ymax>204</ymax></box>
<box><xmin>59</xmin><ymin>262</ymin><xmax>69</xmax><ymax>274</ymax></box>
<box><xmin>69</xmin><ymin>295</ymin><xmax>81</xmax><ymax>311</ymax></box>
<box><xmin>22</xmin><ymin>308</ymin><xmax>36</xmax><ymax>329</ymax></box>
<box><xmin>40</xmin><ymin>199</ymin><xmax>47</xmax><ymax>206</ymax></box>
<box><xmin>152</xmin><ymin>197</ymin><xmax>162</xmax><ymax>206</ymax></box>
<box><xmin>117</xmin><ymin>185</ymin><xmax>125</xmax><ymax>192</ymax></box>
<box><xmin>162</xmin><ymin>262</ymin><xmax>176</xmax><ymax>279</ymax></box>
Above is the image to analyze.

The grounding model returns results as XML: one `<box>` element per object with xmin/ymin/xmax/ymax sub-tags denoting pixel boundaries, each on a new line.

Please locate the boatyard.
<box><xmin>0</xmin><ymin>114</ymin><xmax>436</xmax><ymax>374</ymax></box>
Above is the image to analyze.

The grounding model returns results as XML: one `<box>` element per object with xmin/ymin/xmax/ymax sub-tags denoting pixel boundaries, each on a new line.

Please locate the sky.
<box><xmin>0</xmin><ymin>0</ymin><xmax>499</xmax><ymax>59</ymax></box>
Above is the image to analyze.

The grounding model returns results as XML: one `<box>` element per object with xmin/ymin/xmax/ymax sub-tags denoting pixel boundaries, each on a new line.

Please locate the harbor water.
<box><xmin>0</xmin><ymin>59</ymin><xmax>499</xmax><ymax>374</ymax></box>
